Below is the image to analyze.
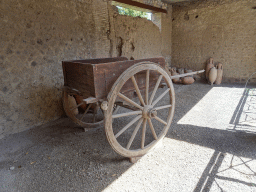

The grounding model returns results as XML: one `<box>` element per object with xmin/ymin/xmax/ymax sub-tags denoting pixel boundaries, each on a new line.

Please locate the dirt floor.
<box><xmin>1</xmin><ymin>81</ymin><xmax>256</xmax><ymax>192</ymax></box>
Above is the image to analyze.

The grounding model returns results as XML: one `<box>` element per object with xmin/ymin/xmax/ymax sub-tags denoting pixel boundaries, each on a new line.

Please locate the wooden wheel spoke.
<box><xmin>126</xmin><ymin>118</ymin><xmax>143</xmax><ymax>149</ymax></box>
<box><xmin>115</xmin><ymin>101</ymin><xmax>139</xmax><ymax>111</ymax></box>
<box><xmin>93</xmin><ymin>106</ymin><xmax>97</xmax><ymax>123</ymax></box>
<box><xmin>149</xmin><ymin>75</ymin><xmax>163</xmax><ymax>105</ymax></box>
<box><xmin>141</xmin><ymin>119</ymin><xmax>147</xmax><ymax>149</ymax></box>
<box><xmin>154</xmin><ymin>116</ymin><xmax>167</xmax><ymax>125</ymax></box>
<box><xmin>145</xmin><ymin>70</ymin><xmax>150</xmax><ymax>105</ymax></box>
<box><xmin>118</xmin><ymin>93</ymin><xmax>143</xmax><ymax>110</ymax></box>
<box><xmin>154</xmin><ymin>104</ymin><xmax>172</xmax><ymax>111</ymax></box>
<box><xmin>113</xmin><ymin>106</ymin><xmax>120</xmax><ymax>115</ymax></box>
<box><xmin>147</xmin><ymin>119</ymin><xmax>158</xmax><ymax>140</ymax></box>
<box><xmin>131</xmin><ymin>76</ymin><xmax>145</xmax><ymax>106</ymax></box>
<box><xmin>70</xmin><ymin>102</ymin><xmax>84</xmax><ymax>111</ymax></box>
<box><xmin>80</xmin><ymin>103</ymin><xmax>92</xmax><ymax>121</ymax></box>
<box><xmin>152</xmin><ymin>88</ymin><xmax>170</xmax><ymax>106</ymax></box>
<box><xmin>112</xmin><ymin>111</ymin><xmax>142</xmax><ymax>119</ymax></box>
<box><xmin>115</xmin><ymin>115</ymin><xmax>142</xmax><ymax>138</ymax></box>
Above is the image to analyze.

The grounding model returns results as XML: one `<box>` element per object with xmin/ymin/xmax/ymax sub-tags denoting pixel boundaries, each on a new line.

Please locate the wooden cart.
<box><xmin>62</xmin><ymin>57</ymin><xmax>202</xmax><ymax>159</ymax></box>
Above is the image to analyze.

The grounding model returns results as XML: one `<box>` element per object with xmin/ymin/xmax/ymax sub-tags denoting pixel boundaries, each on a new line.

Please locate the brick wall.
<box><xmin>172</xmin><ymin>0</ymin><xmax>256</xmax><ymax>83</ymax></box>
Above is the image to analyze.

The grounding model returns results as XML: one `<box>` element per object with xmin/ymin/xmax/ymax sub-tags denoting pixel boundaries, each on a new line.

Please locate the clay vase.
<box><xmin>209</xmin><ymin>67</ymin><xmax>217</xmax><ymax>85</ymax></box>
<box><xmin>74</xmin><ymin>95</ymin><xmax>87</xmax><ymax>110</ymax></box>
<box><xmin>171</xmin><ymin>68</ymin><xmax>181</xmax><ymax>84</ymax></box>
<box><xmin>182</xmin><ymin>76</ymin><xmax>195</xmax><ymax>85</ymax></box>
<box><xmin>206</xmin><ymin>58</ymin><xmax>214</xmax><ymax>80</ymax></box>
<box><xmin>215</xmin><ymin>63</ymin><xmax>223</xmax><ymax>85</ymax></box>
<box><xmin>68</xmin><ymin>95</ymin><xmax>79</xmax><ymax>115</ymax></box>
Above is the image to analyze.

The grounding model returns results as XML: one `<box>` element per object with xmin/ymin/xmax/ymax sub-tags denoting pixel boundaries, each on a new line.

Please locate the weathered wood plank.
<box><xmin>63</xmin><ymin>57</ymin><xmax>167</xmax><ymax>101</ymax></box>
<box><xmin>170</xmin><ymin>70</ymin><xmax>205</xmax><ymax>79</ymax></box>
<box><xmin>62</xmin><ymin>61</ymin><xmax>95</xmax><ymax>98</ymax></box>
<box><xmin>94</xmin><ymin>57</ymin><xmax>166</xmax><ymax>100</ymax></box>
<box><xmin>113</xmin><ymin>0</ymin><xmax>167</xmax><ymax>13</ymax></box>
<box><xmin>62</xmin><ymin>57</ymin><xmax>128</xmax><ymax>99</ymax></box>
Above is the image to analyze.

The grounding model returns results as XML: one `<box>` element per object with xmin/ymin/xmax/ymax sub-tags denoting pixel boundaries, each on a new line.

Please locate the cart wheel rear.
<box><xmin>63</xmin><ymin>91</ymin><xmax>104</xmax><ymax>129</ymax></box>
<box><xmin>105</xmin><ymin>62</ymin><xmax>175</xmax><ymax>157</ymax></box>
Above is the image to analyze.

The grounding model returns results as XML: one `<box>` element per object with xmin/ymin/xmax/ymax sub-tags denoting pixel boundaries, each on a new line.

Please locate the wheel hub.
<box><xmin>142</xmin><ymin>105</ymin><xmax>157</xmax><ymax>119</ymax></box>
<box><xmin>149</xmin><ymin>108</ymin><xmax>157</xmax><ymax>118</ymax></box>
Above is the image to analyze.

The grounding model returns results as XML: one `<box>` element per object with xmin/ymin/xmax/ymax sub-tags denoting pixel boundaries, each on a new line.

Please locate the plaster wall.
<box><xmin>0</xmin><ymin>0</ymin><xmax>109</xmax><ymax>138</ymax></box>
<box><xmin>0</xmin><ymin>0</ymin><xmax>172</xmax><ymax>138</ymax></box>
<box><xmin>172</xmin><ymin>0</ymin><xmax>256</xmax><ymax>83</ymax></box>
<box><xmin>111</xmin><ymin>5</ymin><xmax>172</xmax><ymax>65</ymax></box>
<box><xmin>113</xmin><ymin>14</ymin><xmax>162</xmax><ymax>60</ymax></box>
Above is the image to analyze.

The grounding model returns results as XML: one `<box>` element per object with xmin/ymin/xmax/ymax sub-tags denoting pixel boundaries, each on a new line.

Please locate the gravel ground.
<box><xmin>1</xmin><ymin>81</ymin><xmax>256</xmax><ymax>192</ymax></box>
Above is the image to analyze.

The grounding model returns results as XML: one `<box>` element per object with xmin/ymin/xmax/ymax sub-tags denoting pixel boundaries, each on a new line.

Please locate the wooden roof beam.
<box><xmin>112</xmin><ymin>0</ymin><xmax>167</xmax><ymax>13</ymax></box>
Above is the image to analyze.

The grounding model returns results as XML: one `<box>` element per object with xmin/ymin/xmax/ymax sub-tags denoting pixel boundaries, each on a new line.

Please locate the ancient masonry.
<box><xmin>0</xmin><ymin>0</ymin><xmax>171</xmax><ymax>138</ymax></box>
<box><xmin>172</xmin><ymin>0</ymin><xmax>256</xmax><ymax>83</ymax></box>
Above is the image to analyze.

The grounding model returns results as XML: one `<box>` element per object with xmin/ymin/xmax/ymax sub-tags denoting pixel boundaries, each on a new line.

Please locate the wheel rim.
<box><xmin>63</xmin><ymin>91</ymin><xmax>104</xmax><ymax>128</ymax></box>
<box><xmin>105</xmin><ymin>62</ymin><xmax>175</xmax><ymax>157</ymax></box>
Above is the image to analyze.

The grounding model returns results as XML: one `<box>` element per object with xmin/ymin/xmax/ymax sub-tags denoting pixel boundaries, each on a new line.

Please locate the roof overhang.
<box><xmin>112</xmin><ymin>0</ymin><xmax>167</xmax><ymax>13</ymax></box>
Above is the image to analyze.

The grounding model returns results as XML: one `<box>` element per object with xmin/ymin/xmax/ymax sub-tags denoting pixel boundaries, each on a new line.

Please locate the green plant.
<box><xmin>117</xmin><ymin>6</ymin><xmax>149</xmax><ymax>19</ymax></box>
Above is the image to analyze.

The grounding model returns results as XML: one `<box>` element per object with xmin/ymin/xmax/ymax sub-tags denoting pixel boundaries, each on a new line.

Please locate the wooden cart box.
<box><xmin>62</xmin><ymin>57</ymin><xmax>166</xmax><ymax>101</ymax></box>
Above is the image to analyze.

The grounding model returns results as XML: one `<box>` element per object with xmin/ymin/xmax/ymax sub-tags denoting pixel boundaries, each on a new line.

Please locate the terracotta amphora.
<box><xmin>182</xmin><ymin>69</ymin><xmax>194</xmax><ymax>84</ymax></box>
<box><xmin>171</xmin><ymin>68</ymin><xmax>181</xmax><ymax>84</ymax></box>
<box><xmin>215</xmin><ymin>63</ymin><xmax>223</xmax><ymax>85</ymax></box>
<box><xmin>206</xmin><ymin>58</ymin><xmax>214</xmax><ymax>80</ymax></box>
<box><xmin>68</xmin><ymin>95</ymin><xmax>79</xmax><ymax>115</ymax></box>
<box><xmin>74</xmin><ymin>95</ymin><xmax>87</xmax><ymax>110</ymax></box>
<box><xmin>209</xmin><ymin>67</ymin><xmax>217</xmax><ymax>85</ymax></box>
<box><xmin>182</xmin><ymin>76</ymin><xmax>195</xmax><ymax>85</ymax></box>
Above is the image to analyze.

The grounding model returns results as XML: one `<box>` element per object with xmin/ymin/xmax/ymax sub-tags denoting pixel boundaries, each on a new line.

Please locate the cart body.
<box><xmin>62</xmin><ymin>57</ymin><xmax>166</xmax><ymax>102</ymax></box>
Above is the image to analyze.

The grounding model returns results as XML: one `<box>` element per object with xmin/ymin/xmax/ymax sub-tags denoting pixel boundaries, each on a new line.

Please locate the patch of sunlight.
<box><xmin>103</xmin><ymin>138</ymin><xmax>215</xmax><ymax>192</ymax></box>
<box><xmin>103</xmin><ymin>138</ymin><xmax>256</xmax><ymax>192</ymax></box>
<box><xmin>177</xmin><ymin>87</ymin><xmax>247</xmax><ymax>131</ymax></box>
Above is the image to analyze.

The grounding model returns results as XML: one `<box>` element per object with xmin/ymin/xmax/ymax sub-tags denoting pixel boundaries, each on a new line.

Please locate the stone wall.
<box><xmin>0</xmin><ymin>0</ymin><xmax>172</xmax><ymax>138</ymax></box>
<box><xmin>172</xmin><ymin>0</ymin><xmax>256</xmax><ymax>83</ymax></box>
<box><xmin>113</xmin><ymin>13</ymin><xmax>162</xmax><ymax>60</ymax></box>
<box><xmin>110</xmin><ymin>5</ymin><xmax>172</xmax><ymax>65</ymax></box>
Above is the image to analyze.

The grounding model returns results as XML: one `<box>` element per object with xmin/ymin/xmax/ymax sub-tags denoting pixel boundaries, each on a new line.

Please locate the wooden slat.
<box><xmin>113</xmin><ymin>0</ymin><xmax>167</xmax><ymax>13</ymax></box>
<box><xmin>171</xmin><ymin>70</ymin><xmax>205</xmax><ymax>79</ymax></box>
<box><xmin>115</xmin><ymin>115</ymin><xmax>142</xmax><ymax>138</ymax></box>
<box><xmin>94</xmin><ymin>57</ymin><xmax>166</xmax><ymax>100</ymax></box>
<box><xmin>112</xmin><ymin>111</ymin><xmax>142</xmax><ymax>119</ymax></box>
<box><xmin>62</xmin><ymin>62</ymin><xmax>95</xmax><ymax>98</ymax></box>
<box><xmin>83</xmin><ymin>97</ymin><xmax>98</xmax><ymax>104</ymax></box>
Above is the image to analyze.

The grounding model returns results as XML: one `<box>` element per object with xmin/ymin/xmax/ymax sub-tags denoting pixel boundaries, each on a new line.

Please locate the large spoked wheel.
<box><xmin>105</xmin><ymin>62</ymin><xmax>175</xmax><ymax>157</ymax></box>
<box><xmin>63</xmin><ymin>91</ymin><xmax>104</xmax><ymax>128</ymax></box>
